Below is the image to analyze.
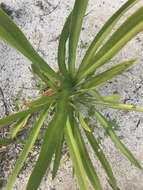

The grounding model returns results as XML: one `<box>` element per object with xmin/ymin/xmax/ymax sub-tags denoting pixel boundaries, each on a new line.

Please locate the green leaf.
<box><xmin>95</xmin><ymin>111</ymin><xmax>142</xmax><ymax>169</ymax></box>
<box><xmin>0</xmin><ymin>8</ymin><xmax>58</xmax><ymax>81</ymax></box>
<box><xmin>68</xmin><ymin>0</ymin><xmax>88</xmax><ymax>77</ymax></box>
<box><xmin>90</xmin><ymin>90</ymin><xmax>121</xmax><ymax>103</ymax></box>
<box><xmin>77</xmin><ymin>6</ymin><xmax>143</xmax><ymax>81</ymax></box>
<box><xmin>78</xmin><ymin>0</ymin><xmax>138</xmax><ymax>74</ymax></box>
<box><xmin>10</xmin><ymin>114</ymin><xmax>31</xmax><ymax>139</ymax></box>
<box><xmin>28</xmin><ymin>95</ymin><xmax>55</xmax><ymax>108</ymax></box>
<box><xmin>31</xmin><ymin>64</ymin><xmax>57</xmax><ymax>90</ymax></box>
<box><xmin>58</xmin><ymin>12</ymin><xmax>72</xmax><ymax>77</ymax></box>
<box><xmin>0</xmin><ymin>104</ymin><xmax>43</xmax><ymax>128</ymax></box>
<box><xmin>26</xmin><ymin>90</ymin><xmax>69</xmax><ymax>190</ymax></box>
<box><xmin>0</xmin><ymin>94</ymin><xmax>54</xmax><ymax>128</ymax></box>
<box><xmin>85</xmin><ymin>131</ymin><xmax>119</xmax><ymax>190</ymax></box>
<box><xmin>83</xmin><ymin>59</ymin><xmax>136</xmax><ymax>88</ymax></box>
<box><xmin>93</xmin><ymin>101</ymin><xmax>143</xmax><ymax>113</ymax></box>
<box><xmin>103</xmin><ymin>94</ymin><xmax>121</xmax><ymax>103</ymax></box>
<box><xmin>6</xmin><ymin>105</ymin><xmax>50</xmax><ymax>190</ymax></box>
<box><xmin>78</xmin><ymin>112</ymin><xmax>91</xmax><ymax>132</ymax></box>
<box><xmin>52</xmin><ymin>133</ymin><xmax>64</xmax><ymax>179</ymax></box>
<box><xmin>65</xmin><ymin>119</ymin><xmax>89</xmax><ymax>190</ymax></box>
<box><xmin>74</xmin><ymin>120</ymin><xmax>103</xmax><ymax>190</ymax></box>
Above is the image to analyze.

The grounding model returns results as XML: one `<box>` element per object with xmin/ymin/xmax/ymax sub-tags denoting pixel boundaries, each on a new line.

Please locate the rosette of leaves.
<box><xmin>0</xmin><ymin>0</ymin><xmax>143</xmax><ymax>189</ymax></box>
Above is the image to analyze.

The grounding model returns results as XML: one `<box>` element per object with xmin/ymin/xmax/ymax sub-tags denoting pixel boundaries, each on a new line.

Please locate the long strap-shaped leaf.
<box><xmin>78</xmin><ymin>112</ymin><xmax>91</xmax><ymax>132</ymax></box>
<box><xmin>74</xmin><ymin>119</ymin><xmax>103</xmax><ymax>190</ymax></box>
<box><xmin>10</xmin><ymin>114</ymin><xmax>31</xmax><ymax>139</ymax></box>
<box><xmin>68</xmin><ymin>0</ymin><xmax>88</xmax><ymax>77</ymax></box>
<box><xmin>85</xmin><ymin>130</ymin><xmax>119</xmax><ymax>190</ymax></box>
<box><xmin>95</xmin><ymin>111</ymin><xmax>142</xmax><ymax>169</ymax></box>
<box><xmin>52</xmin><ymin>133</ymin><xmax>64</xmax><ymax>179</ymax></box>
<box><xmin>65</xmin><ymin>119</ymin><xmax>89</xmax><ymax>190</ymax></box>
<box><xmin>58</xmin><ymin>12</ymin><xmax>72</xmax><ymax>77</ymax></box>
<box><xmin>93</xmin><ymin>100</ymin><xmax>143</xmax><ymax>113</ymax></box>
<box><xmin>78</xmin><ymin>0</ymin><xmax>138</xmax><ymax>73</ymax></box>
<box><xmin>31</xmin><ymin>64</ymin><xmax>57</xmax><ymax>90</ymax></box>
<box><xmin>77</xmin><ymin>6</ymin><xmax>143</xmax><ymax>81</ymax></box>
<box><xmin>83</xmin><ymin>59</ymin><xmax>136</xmax><ymax>89</ymax></box>
<box><xmin>0</xmin><ymin>8</ymin><xmax>58</xmax><ymax>81</ymax></box>
<box><xmin>6</xmin><ymin>105</ymin><xmax>50</xmax><ymax>190</ymax></box>
<box><xmin>26</xmin><ymin>90</ymin><xmax>69</xmax><ymax>190</ymax></box>
<box><xmin>0</xmin><ymin>104</ymin><xmax>42</xmax><ymax>128</ymax></box>
<box><xmin>0</xmin><ymin>95</ymin><xmax>54</xmax><ymax>128</ymax></box>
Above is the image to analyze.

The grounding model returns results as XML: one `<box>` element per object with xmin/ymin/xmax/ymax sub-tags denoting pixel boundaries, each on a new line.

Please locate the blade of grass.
<box><xmin>52</xmin><ymin>133</ymin><xmax>64</xmax><ymax>179</ymax></box>
<box><xmin>89</xmin><ymin>89</ymin><xmax>121</xmax><ymax>103</ymax></box>
<box><xmin>58</xmin><ymin>12</ymin><xmax>72</xmax><ymax>77</ymax></box>
<box><xmin>0</xmin><ymin>95</ymin><xmax>54</xmax><ymax>128</ymax></box>
<box><xmin>85</xmin><ymin>130</ymin><xmax>119</xmax><ymax>190</ymax></box>
<box><xmin>68</xmin><ymin>0</ymin><xmax>88</xmax><ymax>78</ymax></box>
<box><xmin>0</xmin><ymin>105</ymin><xmax>42</xmax><ymax>128</ymax></box>
<box><xmin>77</xmin><ymin>6</ymin><xmax>143</xmax><ymax>81</ymax></box>
<box><xmin>65</xmin><ymin>119</ymin><xmax>89</xmax><ymax>190</ymax></box>
<box><xmin>27</xmin><ymin>95</ymin><xmax>56</xmax><ymax>108</ymax></box>
<box><xmin>74</xmin><ymin>118</ymin><xmax>103</xmax><ymax>190</ymax></box>
<box><xmin>83</xmin><ymin>59</ymin><xmax>136</xmax><ymax>89</ymax></box>
<box><xmin>31</xmin><ymin>64</ymin><xmax>57</xmax><ymax>90</ymax></box>
<box><xmin>78</xmin><ymin>112</ymin><xmax>91</xmax><ymax>132</ymax></box>
<box><xmin>26</xmin><ymin>90</ymin><xmax>69</xmax><ymax>190</ymax></box>
<box><xmin>95</xmin><ymin>111</ymin><xmax>142</xmax><ymax>169</ymax></box>
<box><xmin>102</xmin><ymin>95</ymin><xmax>121</xmax><ymax>103</ymax></box>
<box><xmin>93</xmin><ymin>100</ymin><xmax>143</xmax><ymax>113</ymax></box>
<box><xmin>6</xmin><ymin>105</ymin><xmax>51</xmax><ymax>190</ymax></box>
<box><xmin>10</xmin><ymin>114</ymin><xmax>31</xmax><ymax>139</ymax></box>
<box><xmin>78</xmin><ymin>0</ymin><xmax>138</xmax><ymax>73</ymax></box>
<box><xmin>0</xmin><ymin>8</ymin><xmax>58</xmax><ymax>81</ymax></box>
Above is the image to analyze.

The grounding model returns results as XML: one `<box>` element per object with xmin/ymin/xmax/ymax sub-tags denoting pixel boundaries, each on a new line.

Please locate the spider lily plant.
<box><xmin>0</xmin><ymin>0</ymin><xmax>143</xmax><ymax>189</ymax></box>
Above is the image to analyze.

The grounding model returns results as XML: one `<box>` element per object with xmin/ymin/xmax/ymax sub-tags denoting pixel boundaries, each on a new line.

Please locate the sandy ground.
<box><xmin>0</xmin><ymin>0</ymin><xmax>143</xmax><ymax>189</ymax></box>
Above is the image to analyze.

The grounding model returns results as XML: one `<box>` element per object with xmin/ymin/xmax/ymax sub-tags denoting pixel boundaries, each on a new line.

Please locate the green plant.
<box><xmin>0</xmin><ymin>0</ymin><xmax>143</xmax><ymax>189</ymax></box>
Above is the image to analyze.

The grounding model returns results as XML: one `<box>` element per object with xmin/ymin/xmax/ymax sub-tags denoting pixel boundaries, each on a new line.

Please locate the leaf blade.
<box><xmin>83</xmin><ymin>59</ymin><xmax>136</xmax><ymax>89</ymax></box>
<box><xmin>58</xmin><ymin>12</ymin><xmax>72</xmax><ymax>77</ymax></box>
<box><xmin>65</xmin><ymin>119</ymin><xmax>89</xmax><ymax>190</ymax></box>
<box><xmin>10</xmin><ymin>114</ymin><xmax>31</xmax><ymax>139</ymax></box>
<box><xmin>95</xmin><ymin>111</ymin><xmax>142</xmax><ymax>169</ymax></box>
<box><xmin>26</xmin><ymin>90</ymin><xmax>69</xmax><ymax>190</ymax></box>
<box><xmin>78</xmin><ymin>6</ymin><xmax>143</xmax><ymax>80</ymax></box>
<box><xmin>68</xmin><ymin>0</ymin><xmax>88</xmax><ymax>77</ymax></box>
<box><xmin>85</xmin><ymin>130</ymin><xmax>119</xmax><ymax>190</ymax></box>
<box><xmin>78</xmin><ymin>0</ymin><xmax>139</xmax><ymax>73</ymax></box>
<box><xmin>52</xmin><ymin>133</ymin><xmax>64</xmax><ymax>179</ymax></box>
<box><xmin>74</xmin><ymin>118</ymin><xmax>102</xmax><ymax>190</ymax></box>
<box><xmin>0</xmin><ymin>95</ymin><xmax>54</xmax><ymax>128</ymax></box>
<box><xmin>6</xmin><ymin>105</ymin><xmax>51</xmax><ymax>190</ymax></box>
<box><xmin>0</xmin><ymin>8</ymin><xmax>58</xmax><ymax>81</ymax></box>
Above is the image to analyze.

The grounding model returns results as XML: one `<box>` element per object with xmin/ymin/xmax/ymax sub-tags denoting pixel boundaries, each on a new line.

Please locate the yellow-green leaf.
<box><xmin>52</xmin><ymin>133</ymin><xmax>64</xmax><ymax>179</ymax></box>
<box><xmin>83</xmin><ymin>59</ymin><xmax>136</xmax><ymax>89</ymax></box>
<box><xmin>78</xmin><ymin>6</ymin><xmax>143</xmax><ymax>81</ymax></box>
<box><xmin>6</xmin><ymin>105</ymin><xmax>50</xmax><ymax>190</ymax></box>
<box><xmin>85</xmin><ymin>131</ymin><xmax>119</xmax><ymax>190</ymax></box>
<box><xmin>95</xmin><ymin>111</ymin><xmax>142</xmax><ymax>169</ymax></box>
<box><xmin>26</xmin><ymin>90</ymin><xmax>69</xmax><ymax>190</ymax></box>
<box><xmin>74</xmin><ymin>121</ymin><xmax>102</xmax><ymax>190</ymax></box>
<box><xmin>58</xmin><ymin>12</ymin><xmax>72</xmax><ymax>77</ymax></box>
<box><xmin>65</xmin><ymin>119</ymin><xmax>89</xmax><ymax>190</ymax></box>
<box><xmin>68</xmin><ymin>0</ymin><xmax>88</xmax><ymax>77</ymax></box>
<box><xmin>10</xmin><ymin>114</ymin><xmax>31</xmax><ymax>139</ymax></box>
<box><xmin>78</xmin><ymin>112</ymin><xmax>91</xmax><ymax>132</ymax></box>
<box><xmin>0</xmin><ymin>8</ymin><xmax>58</xmax><ymax>81</ymax></box>
<box><xmin>78</xmin><ymin>0</ymin><xmax>138</xmax><ymax>73</ymax></box>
